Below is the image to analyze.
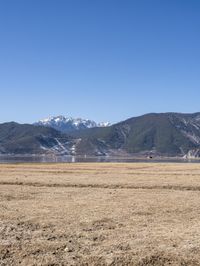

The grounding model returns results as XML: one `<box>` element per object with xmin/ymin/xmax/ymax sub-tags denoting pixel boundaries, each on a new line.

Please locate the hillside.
<box><xmin>74</xmin><ymin>112</ymin><xmax>200</xmax><ymax>157</ymax></box>
<box><xmin>0</xmin><ymin>122</ymin><xmax>75</xmax><ymax>155</ymax></box>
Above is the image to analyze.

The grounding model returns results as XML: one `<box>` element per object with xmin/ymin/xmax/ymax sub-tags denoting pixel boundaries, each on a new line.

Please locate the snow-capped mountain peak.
<box><xmin>39</xmin><ymin>115</ymin><xmax>72</xmax><ymax>124</ymax></box>
<box><xmin>35</xmin><ymin>116</ymin><xmax>111</xmax><ymax>133</ymax></box>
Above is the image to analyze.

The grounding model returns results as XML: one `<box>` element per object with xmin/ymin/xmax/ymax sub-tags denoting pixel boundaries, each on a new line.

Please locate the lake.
<box><xmin>0</xmin><ymin>155</ymin><xmax>199</xmax><ymax>163</ymax></box>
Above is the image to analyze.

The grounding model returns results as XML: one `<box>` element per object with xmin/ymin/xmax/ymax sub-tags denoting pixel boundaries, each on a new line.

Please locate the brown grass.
<box><xmin>1</xmin><ymin>163</ymin><xmax>200</xmax><ymax>265</ymax></box>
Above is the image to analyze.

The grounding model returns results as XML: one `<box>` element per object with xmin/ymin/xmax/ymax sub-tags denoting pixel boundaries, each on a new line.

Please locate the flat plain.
<box><xmin>1</xmin><ymin>162</ymin><xmax>200</xmax><ymax>265</ymax></box>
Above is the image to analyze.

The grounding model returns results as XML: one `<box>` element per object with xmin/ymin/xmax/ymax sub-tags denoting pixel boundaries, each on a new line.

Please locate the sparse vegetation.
<box><xmin>1</xmin><ymin>162</ymin><xmax>200</xmax><ymax>265</ymax></box>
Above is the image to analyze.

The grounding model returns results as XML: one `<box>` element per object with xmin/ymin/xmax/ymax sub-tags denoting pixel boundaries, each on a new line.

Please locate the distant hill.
<box><xmin>0</xmin><ymin>122</ymin><xmax>76</xmax><ymax>155</ymax></box>
<box><xmin>73</xmin><ymin>112</ymin><xmax>200</xmax><ymax>158</ymax></box>
<box><xmin>1</xmin><ymin>112</ymin><xmax>200</xmax><ymax>157</ymax></box>
<box><xmin>35</xmin><ymin>116</ymin><xmax>111</xmax><ymax>133</ymax></box>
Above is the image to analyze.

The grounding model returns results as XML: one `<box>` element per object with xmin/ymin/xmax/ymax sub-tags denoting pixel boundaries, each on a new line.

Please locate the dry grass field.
<box><xmin>1</xmin><ymin>162</ymin><xmax>200</xmax><ymax>265</ymax></box>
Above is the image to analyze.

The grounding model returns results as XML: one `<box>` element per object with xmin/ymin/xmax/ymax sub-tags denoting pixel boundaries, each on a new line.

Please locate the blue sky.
<box><xmin>0</xmin><ymin>0</ymin><xmax>200</xmax><ymax>124</ymax></box>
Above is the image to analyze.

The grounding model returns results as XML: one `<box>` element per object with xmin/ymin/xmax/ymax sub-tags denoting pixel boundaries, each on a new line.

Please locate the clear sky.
<box><xmin>0</xmin><ymin>0</ymin><xmax>200</xmax><ymax>124</ymax></box>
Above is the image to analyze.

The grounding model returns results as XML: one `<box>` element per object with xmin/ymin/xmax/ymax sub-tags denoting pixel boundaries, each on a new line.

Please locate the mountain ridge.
<box><xmin>1</xmin><ymin>112</ymin><xmax>200</xmax><ymax>158</ymax></box>
<box><xmin>0</xmin><ymin>122</ymin><xmax>76</xmax><ymax>155</ymax></box>
<box><xmin>72</xmin><ymin>112</ymin><xmax>200</xmax><ymax>158</ymax></box>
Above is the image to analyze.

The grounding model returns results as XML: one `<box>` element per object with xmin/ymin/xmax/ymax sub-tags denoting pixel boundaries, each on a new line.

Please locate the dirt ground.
<box><xmin>1</xmin><ymin>162</ymin><xmax>200</xmax><ymax>265</ymax></box>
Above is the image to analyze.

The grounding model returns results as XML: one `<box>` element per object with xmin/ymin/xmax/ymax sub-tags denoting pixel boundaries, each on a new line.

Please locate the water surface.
<box><xmin>0</xmin><ymin>155</ymin><xmax>199</xmax><ymax>163</ymax></box>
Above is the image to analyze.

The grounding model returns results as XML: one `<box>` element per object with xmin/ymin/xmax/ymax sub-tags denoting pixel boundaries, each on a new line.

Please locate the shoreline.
<box><xmin>0</xmin><ymin>154</ymin><xmax>200</xmax><ymax>164</ymax></box>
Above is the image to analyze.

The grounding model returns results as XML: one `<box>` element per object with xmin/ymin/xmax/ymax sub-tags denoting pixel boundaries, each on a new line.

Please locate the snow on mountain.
<box><xmin>35</xmin><ymin>116</ymin><xmax>111</xmax><ymax>133</ymax></box>
<box><xmin>98</xmin><ymin>122</ymin><xmax>111</xmax><ymax>127</ymax></box>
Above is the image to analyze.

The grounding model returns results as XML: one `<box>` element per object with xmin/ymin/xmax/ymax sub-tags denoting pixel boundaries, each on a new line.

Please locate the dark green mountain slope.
<box><xmin>0</xmin><ymin>122</ymin><xmax>74</xmax><ymax>154</ymax></box>
<box><xmin>75</xmin><ymin>113</ymin><xmax>200</xmax><ymax>157</ymax></box>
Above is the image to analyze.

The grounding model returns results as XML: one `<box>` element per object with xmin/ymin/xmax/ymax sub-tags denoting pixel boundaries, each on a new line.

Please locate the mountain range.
<box><xmin>1</xmin><ymin>112</ymin><xmax>200</xmax><ymax>158</ymax></box>
<box><xmin>35</xmin><ymin>116</ymin><xmax>110</xmax><ymax>133</ymax></box>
